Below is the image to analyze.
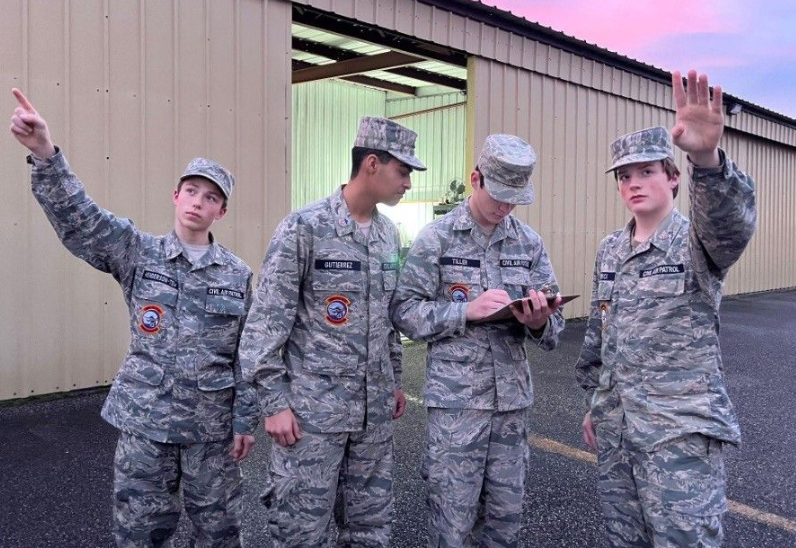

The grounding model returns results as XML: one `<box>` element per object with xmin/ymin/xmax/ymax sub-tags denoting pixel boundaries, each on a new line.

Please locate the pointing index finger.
<box><xmin>12</xmin><ymin>88</ymin><xmax>36</xmax><ymax>114</ymax></box>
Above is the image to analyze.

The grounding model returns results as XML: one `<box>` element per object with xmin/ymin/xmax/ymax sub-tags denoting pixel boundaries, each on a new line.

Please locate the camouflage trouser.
<box><xmin>262</xmin><ymin>421</ymin><xmax>393</xmax><ymax>547</ymax></box>
<box><xmin>113</xmin><ymin>432</ymin><xmax>243</xmax><ymax>548</ymax></box>
<box><xmin>597</xmin><ymin>433</ymin><xmax>727</xmax><ymax>548</ymax></box>
<box><xmin>424</xmin><ymin>408</ymin><xmax>530</xmax><ymax>548</ymax></box>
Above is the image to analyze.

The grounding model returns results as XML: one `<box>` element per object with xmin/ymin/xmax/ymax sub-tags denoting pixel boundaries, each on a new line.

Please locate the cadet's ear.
<box><xmin>172</xmin><ymin>188</ymin><xmax>180</xmax><ymax>205</ymax></box>
<box><xmin>214</xmin><ymin>206</ymin><xmax>228</xmax><ymax>221</ymax></box>
<box><xmin>470</xmin><ymin>170</ymin><xmax>480</xmax><ymax>190</ymax></box>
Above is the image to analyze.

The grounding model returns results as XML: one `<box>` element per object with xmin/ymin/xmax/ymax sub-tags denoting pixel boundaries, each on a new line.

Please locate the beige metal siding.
<box><xmin>0</xmin><ymin>0</ymin><xmax>292</xmax><ymax>400</ymax></box>
<box><xmin>294</xmin><ymin>0</ymin><xmax>796</xmax><ymax>149</ymax></box>
<box><xmin>468</xmin><ymin>57</ymin><xmax>796</xmax><ymax>318</ymax></box>
<box><xmin>387</xmin><ymin>90</ymin><xmax>467</xmax><ymax>203</ymax></box>
<box><xmin>292</xmin><ymin>80</ymin><xmax>386</xmax><ymax>207</ymax></box>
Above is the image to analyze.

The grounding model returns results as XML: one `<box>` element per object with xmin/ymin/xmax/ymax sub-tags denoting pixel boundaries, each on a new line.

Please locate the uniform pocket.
<box><xmin>440</xmin><ymin>265</ymin><xmax>480</xmax><ymax>303</ymax></box>
<box><xmin>196</xmin><ymin>351</ymin><xmax>236</xmax><ymax>391</ymax></box>
<box><xmin>383</xmin><ymin>270</ymin><xmax>397</xmax><ymax>291</ymax></box>
<box><xmin>637</xmin><ymin>273</ymin><xmax>686</xmax><ymax>298</ymax></box>
<box><xmin>312</xmin><ymin>269</ymin><xmax>364</xmax><ymax>293</ymax></box>
<box><xmin>119</xmin><ymin>356</ymin><xmax>165</xmax><ymax>387</ymax></box>
<box><xmin>500</xmin><ymin>266</ymin><xmax>532</xmax><ymax>300</ymax></box>
<box><xmin>132</xmin><ymin>272</ymin><xmax>179</xmax><ymax>339</ymax></box>
<box><xmin>203</xmin><ymin>292</ymin><xmax>245</xmax><ymax>348</ymax></box>
<box><xmin>302</xmin><ymin>351</ymin><xmax>360</xmax><ymax>377</ymax></box>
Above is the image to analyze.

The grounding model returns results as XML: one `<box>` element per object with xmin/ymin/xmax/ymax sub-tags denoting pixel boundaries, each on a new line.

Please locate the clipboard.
<box><xmin>478</xmin><ymin>294</ymin><xmax>579</xmax><ymax>323</ymax></box>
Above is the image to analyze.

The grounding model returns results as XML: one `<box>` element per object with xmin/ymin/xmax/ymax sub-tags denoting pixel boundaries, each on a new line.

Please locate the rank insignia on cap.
<box><xmin>449</xmin><ymin>284</ymin><xmax>470</xmax><ymax>303</ymax></box>
<box><xmin>140</xmin><ymin>304</ymin><xmax>164</xmax><ymax>334</ymax></box>
<box><xmin>325</xmin><ymin>295</ymin><xmax>351</xmax><ymax>325</ymax></box>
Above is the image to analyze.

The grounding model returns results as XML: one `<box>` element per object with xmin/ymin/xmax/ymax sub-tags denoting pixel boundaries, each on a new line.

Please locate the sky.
<box><xmin>488</xmin><ymin>0</ymin><xmax>796</xmax><ymax>119</ymax></box>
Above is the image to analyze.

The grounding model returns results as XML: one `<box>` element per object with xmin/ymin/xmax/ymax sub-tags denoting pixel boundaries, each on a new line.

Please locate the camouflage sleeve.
<box><xmin>575</xmin><ymin>241</ymin><xmax>605</xmax><ymax>409</ymax></box>
<box><xmin>232</xmin><ymin>272</ymin><xmax>260</xmax><ymax>435</ymax></box>
<box><xmin>389</xmin><ymin>327</ymin><xmax>402</xmax><ymax>389</ymax></box>
<box><xmin>238</xmin><ymin>214</ymin><xmax>306</xmax><ymax>416</ymax></box>
<box><xmin>29</xmin><ymin>148</ymin><xmax>140</xmax><ymax>284</ymax></box>
<box><xmin>390</xmin><ymin>226</ymin><xmax>467</xmax><ymax>343</ymax></box>
<box><xmin>526</xmin><ymin>240</ymin><xmax>565</xmax><ymax>351</ymax></box>
<box><xmin>388</xmin><ymin>224</ymin><xmax>403</xmax><ymax>388</ymax></box>
<box><xmin>688</xmin><ymin>148</ymin><xmax>757</xmax><ymax>276</ymax></box>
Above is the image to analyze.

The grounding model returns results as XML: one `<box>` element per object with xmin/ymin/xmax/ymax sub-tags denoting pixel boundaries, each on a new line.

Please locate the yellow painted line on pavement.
<box><xmin>528</xmin><ymin>434</ymin><xmax>597</xmax><ymax>464</ymax></box>
<box><xmin>727</xmin><ymin>501</ymin><xmax>796</xmax><ymax>534</ymax></box>
<box><xmin>527</xmin><ymin>434</ymin><xmax>796</xmax><ymax>535</ymax></box>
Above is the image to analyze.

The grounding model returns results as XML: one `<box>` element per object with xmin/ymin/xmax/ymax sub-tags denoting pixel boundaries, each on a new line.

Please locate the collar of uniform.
<box><xmin>331</xmin><ymin>187</ymin><xmax>356</xmax><ymax>237</ymax></box>
<box><xmin>366</xmin><ymin>208</ymin><xmax>388</xmax><ymax>243</ymax></box>
<box><xmin>165</xmin><ymin>232</ymin><xmax>184</xmax><ymax>260</ymax></box>
<box><xmin>454</xmin><ymin>199</ymin><xmax>517</xmax><ymax>240</ymax></box>
<box><xmin>165</xmin><ymin>231</ymin><xmax>228</xmax><ymax>267</ymax></box>
<box><xmin>453</xmin><ymin>200</ymin><xmax>476</xmax><ymax>231</ymax></box>
<box><xmin>648</xmin><ymin>208</ymin><xmax>684</xmax><ymax>253</ymax></box>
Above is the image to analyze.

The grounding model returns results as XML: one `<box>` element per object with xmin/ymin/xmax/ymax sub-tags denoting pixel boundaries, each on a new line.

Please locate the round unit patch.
<box><xmin>325</xmin><ymin>295</ymin><xmax>351</xmax><ymax>325</ymax></box>
<box><xmin>140</xmin><ymin>304</ymin><xmax>164</xmax><ymax>334</ymax></box>
<box><xmin>449</xmin><ymin>284</ymin><xmax>470</xmax><ymax>303</ymax></box>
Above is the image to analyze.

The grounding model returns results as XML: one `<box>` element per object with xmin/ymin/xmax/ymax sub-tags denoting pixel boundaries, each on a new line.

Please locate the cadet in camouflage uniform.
<box><xmin>391</xmin><ymin>134</ymin><xmax>565</xmax><ymax>548</ymax></box>
<box><xmin>239</xmin><ymin>116</ymin><xmax>423</xmax><ymax>547</ymax></box>
<box><xmin>10</xmin><ymin>89</ymin><xmax>258</xmax><ymax>548</ymax></box>
<box><xmin>576</xmin><ymin>71</ymin><xmax>757</xmax><ymax>547</ymax></box>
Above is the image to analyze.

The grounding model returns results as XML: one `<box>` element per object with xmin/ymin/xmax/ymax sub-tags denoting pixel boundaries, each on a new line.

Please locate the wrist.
<box><xmin>688</xmin><ymin>149</ymin><xmax>720</xmax><ymax>168</ymax></box>
<box><xmin>32</xmin><ymin>143</ymin><xmax>57</xmax><ymax>160</ymax></box>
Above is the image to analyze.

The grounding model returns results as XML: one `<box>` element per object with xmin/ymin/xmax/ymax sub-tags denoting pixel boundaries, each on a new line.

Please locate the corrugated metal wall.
<box><xmin>468</xmin><ymin>56</ymin><xmax>796</xmax><ymax>318</ymax></box>
<box><xmin>291</xmin><ymin>82</ymin><xmax>467</xmax><ymax>242</ymax></box>
<box><xmin>294</xmin><ymin>0</ymin><xmax>796</xmax><ymax>150</ymax></box>
<box><xmin>292</xmin><ymin>80</ymin><xmax>386</xmax><ymax>207</ymax></box>
<box><xmin>386</xmin><ymin>90</ymin><xmax>468</xmax><ymax>202</ymax></box>
<box><xmin>0</xmin><ymin>0</ymin><xmax>292</xmax><ymax>400</ymax></box>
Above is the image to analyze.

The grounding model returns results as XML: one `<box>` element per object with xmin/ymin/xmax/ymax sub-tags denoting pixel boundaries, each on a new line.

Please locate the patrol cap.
<box><xmin>353</xmin><ymin>116</ymin><xmax>427</xmax><ymax>171</ymax></box>
<box><xmin>606</xmin><ymin>126</ymin><xmax>675</xmax><ymax>173</ymax></box>
<box><xmin>477</xmin><ymin>134</ymin><xmax>536</xmax><ymax>205</ymax></box>
<box><xmin>179</xmin><ymin>158</ymin><xmax>235</xmax><ymax>200</ymax></box>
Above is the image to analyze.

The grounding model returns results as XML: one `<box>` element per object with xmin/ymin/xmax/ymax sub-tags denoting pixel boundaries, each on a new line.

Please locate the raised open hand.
<box><xmin>9</xmin><ymin>88</ymin><xmax>56</xmax><ymax>159</ymax></box>
<box><xmin>671</xmin><ymin>71</ymin><xmax>723</xmax><ymax>167</ymax></box>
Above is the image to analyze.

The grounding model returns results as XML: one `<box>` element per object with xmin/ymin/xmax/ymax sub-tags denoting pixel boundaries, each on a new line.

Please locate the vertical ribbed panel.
<box><xmin>291</xmin><ymin>80</ymin><xmax>386</xmax><ymax>208</ymax></box>
<box><xmin>0</xmin><ymin>0</ymin><xmax>292</xmax><ymax>400</ymax></box>
<box><xmin>295</xmin><ymin>0</ymin><xmax>796</xmax><ymax>148</ymax></box>
<box><xmin>386</xmin><ymin>91</ymin><xmax>467</xmax><ymax>202</ymax></box>
<box><xmin>468</xmin><ymin>57</ymin><xmax>796</xmax><ymax>319</ymax></box>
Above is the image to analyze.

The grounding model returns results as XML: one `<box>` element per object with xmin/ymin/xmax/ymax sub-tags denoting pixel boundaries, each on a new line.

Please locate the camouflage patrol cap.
<box><xmin>180</xmin><ymin>158</ymin><xmax>235</xmax><ymax>200</ymax></box>
<box><xmin>354</xmin><ymin>116</ymin><xmax>427</xmax><ymax>171</ymax></box>
<box><xmin>477</xmin><ymin>134</ymin><xmax>536</xmax><ymax>205</ymax></box>
<box><xmin>606</xmin><ymin>126</ymin><xmax>675</xmax><ymax>173</ymax></box>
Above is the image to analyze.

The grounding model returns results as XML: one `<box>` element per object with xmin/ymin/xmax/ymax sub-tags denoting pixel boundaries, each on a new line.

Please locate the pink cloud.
<box><xmin>486</xmin><ymin>0</ymin><xmax>739</xmax><ymax>54</ymax></box>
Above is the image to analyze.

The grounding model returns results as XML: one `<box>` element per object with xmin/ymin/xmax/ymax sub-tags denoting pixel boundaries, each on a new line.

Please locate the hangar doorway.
<box><xmin>290</xmin><ymin>5</ymin><xmax>469</xmax><ymax>248</ymax></box>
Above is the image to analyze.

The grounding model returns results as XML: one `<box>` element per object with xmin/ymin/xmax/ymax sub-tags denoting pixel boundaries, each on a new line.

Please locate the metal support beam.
<box><xmin>293</xmin><ymin>51</ymin><xmax>423</xmax><ymax>84</ymax></box>
<box><xmin>292</xmin><ymin>59</ymin><xmax>417</xmax><ymax>95</ymax></box>
<box><xmin>293</xmin><ymin>37</ymin><xmax>467</xmax><ymax>90</ymax></box>
<box><xmin>293</xmin><ymin>5</ymin><xmax>468</xmax><ymax>68</ymax></box>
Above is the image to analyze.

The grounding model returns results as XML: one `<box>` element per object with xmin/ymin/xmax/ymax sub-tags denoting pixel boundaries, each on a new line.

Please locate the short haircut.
<box><xmin>176</xmin><ymin>179</ymin><xmax>228</xmax><ymax>209</ymax></box>
<box><xmin>662</xmin><ymin>158</ymin><xmax>681</xmax><ymax>198</ymax></box>
<box><xmin>475</xmin><ymin>166</ymin><xmax>485</xmax><ymax>188</ymax></box>
<box><xmin>350</xmin><ymin>147</ymin><xmax>395</xmax><ymax>179</ymax></box>
<box><xmin>614</xmin><ymin>159</ymin><xmax>681</xmax><ymax>198</ymax></box>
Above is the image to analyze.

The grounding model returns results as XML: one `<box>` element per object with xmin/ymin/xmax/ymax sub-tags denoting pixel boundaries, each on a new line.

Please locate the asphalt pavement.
<box><xmin>1</xmin><ymin>289</ymin><xmax>795</xmax><ymax>547</ymax></box>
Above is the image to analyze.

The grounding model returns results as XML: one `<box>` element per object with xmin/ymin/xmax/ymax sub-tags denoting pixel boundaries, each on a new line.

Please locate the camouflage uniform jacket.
<box><xmin>391</xmin><ymin>199</ymin><xmax>565</xmax><ymax>411</ymax></box>
<box><xmin>576</xmin><ymin>149</ymin><xmax>756</xmax><ymax>451</ymax></box>
<box><xmin>30</xmin><ymin>150</ymin><xmax>258</xmax><ymax>444</ymax></box>
<box><xmin>239</xmin><ymin>188</ymin><xmax>402</xmax><ymax>433</ymax></box>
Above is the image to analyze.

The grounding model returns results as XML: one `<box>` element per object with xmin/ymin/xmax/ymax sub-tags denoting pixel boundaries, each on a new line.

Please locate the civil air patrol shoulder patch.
<box><xmin>140</xmin><ymin>304</ymin><xmax>164</xmax><ymax>334</ymax></box>
<box><xmin>325</xmin><ymin>295</ymin><xmax>351</xmax><ymax>325</ymax></box>
<box><xmin>449</xmin><ymin>284</ymin><xmax>470</xmax><ymax>303</ymax></box>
